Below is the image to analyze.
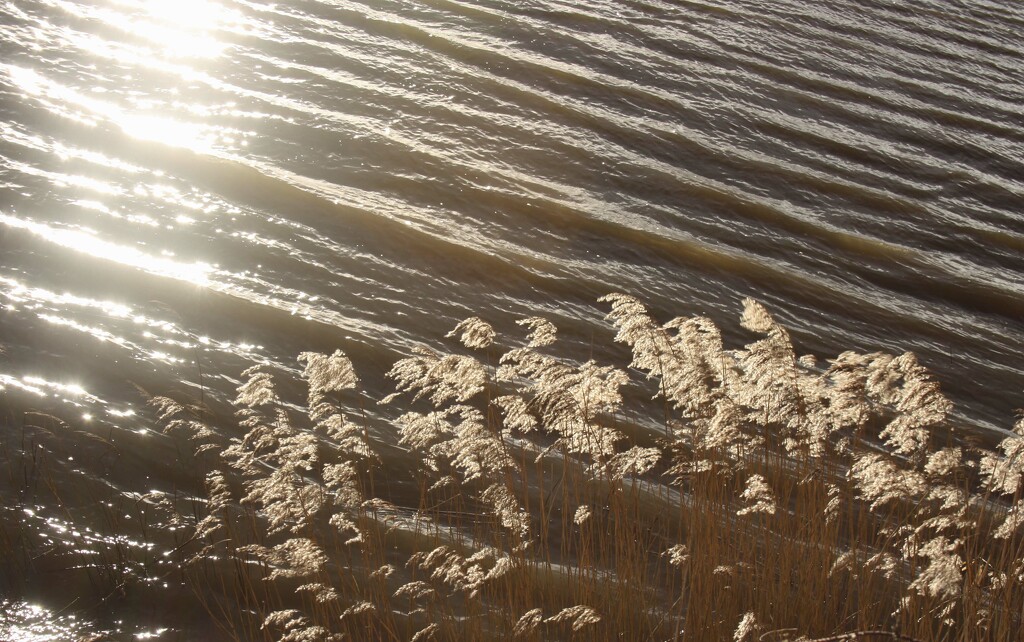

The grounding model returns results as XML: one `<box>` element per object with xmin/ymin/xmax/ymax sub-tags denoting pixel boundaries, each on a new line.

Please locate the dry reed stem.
<box><xmin>8</xmin><ymin>294</ymin><xmax>1018</xmax><ymax>641</ymax></box>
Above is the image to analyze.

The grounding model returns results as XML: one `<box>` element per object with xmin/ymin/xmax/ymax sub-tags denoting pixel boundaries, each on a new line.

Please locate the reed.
<box><xmin>6</xmin><ymin>294</ymin><xmax>1022</xmax><ymax>641</ymax></box>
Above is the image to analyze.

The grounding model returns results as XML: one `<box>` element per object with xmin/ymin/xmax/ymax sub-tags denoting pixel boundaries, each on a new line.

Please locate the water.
<box><xmin>0</xmin><ymin>0</ymin><xmax>1022</xmax><ymax>637</ymax></box>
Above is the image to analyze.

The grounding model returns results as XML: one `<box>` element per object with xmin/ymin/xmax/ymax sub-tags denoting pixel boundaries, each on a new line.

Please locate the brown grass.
<box><xmin>5</xmin><ymin>294</ymin><xmax>1024</xmax><ymax>641</ymax></box>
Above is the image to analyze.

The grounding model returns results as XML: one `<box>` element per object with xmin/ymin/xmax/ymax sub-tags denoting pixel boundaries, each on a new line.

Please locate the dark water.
<box><xmin>1</xmin><ymin>0</ymin><xmax>1022</xmax><ymax>637</ymax></box>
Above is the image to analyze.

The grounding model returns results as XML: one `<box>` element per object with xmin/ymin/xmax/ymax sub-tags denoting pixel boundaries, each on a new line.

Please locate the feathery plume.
<box><xmin>601</xmin><ymin>293</ymin><xmax>728</xmax><ymax>417</ymax></box>
<box><xmin>574</xmin><ymin>505</ymin><xmax>593</xmax><ymax>525</ymax></box>
<box><xmin>206</xmin><ymin>469</ymin><xmax>232</xmax><ymax>511</ymax></box>
<box><xmin>910</xmin><ymin>536</ymin><xmax>963</xmax><ymax>601</ymax></box>
<box><xmin>878</xmin><ymin>353</ymin><xmax>951</xmax><ymax>457</ymax></box>
<box><xmin>150</xmin><ymin>396</ymin><xmax>220</xmax><ymax>448</ymax></box>
<box><xmin>701</xmin><ymin>398</ymin><xmax>746</xmax><ymax>453</ymax></box>
<box><xmin>235</xmin><ymin>366</ymin><xmax>279</xmax><ymax>408</ymax></box>
<box><xmin>493</xmin><ymin>395</ymin><xmax>538</xmax><ymax>434</ymax></box>
<box><xmin>397</xmin><ymin>410</ymin><xmax>451</xmax><ymax>453</ymax></box>
<box><xmin>340</xmin><ymin>601</ymin><xmax>375</xmax><ymax>620</ymax></box>
<box><xmin>734</xmin><ymin>611</ymin><xmax>760</xmax><ymax>642</ymax></box>
<box><xmin>545</xmin><ymin>605</ymin><xmax>602</xmax><ymax>631</ymax></box>
<box><xmin>384</xmin><ymin>347</ymin><xmax>486</xmax><ymax>406</ymax></box>
<box><xmin>196</xmin><ymin>469</ymin><xmax>232</xmax><ymax>538</ymax></box>
<box><xmin>925</xmin><ymin>447</ymin><xmax>963</xmax><ymax>478</ymax></box>
<box><xmin>830</xmin><ymin>550</ymin><xmax>857</xmax><ymax>578</ymax></box>
<box><xmin>852</xmin><ymin>454</ymin><xmax>926</xmax><ymax>510</ymax></box>
<box><xmin>241</xmin><ymin>466</ymin><xmax>324</xmax><ymax>535</ymax></box>
<box><xmin>604</xmin><ymin>446</ymin><xmax>661</xmax><ymax>479</ymax></box>
<box><xmin>664</xmin><ymin>544</ymin><xmax>689</xmax><ymax>567</ymax></box>
<box><xmin>410</xmin><ymin>623</ymin><xmax>439</xmax><ymax>642</ymax></box>
<box><xmin>299</xmin><ymin>350</ymin><xmax>357</xmax><ymax>421</ymax></box>
<box><xmin>739</xmin><ymin>298</ymin><xmax>776</xmax><ymax>334</ymax></box>
<box><xmin>448</xmin><ymin>316</ymin><xmax>495</xmax><ymax>349</ymax></box>
<box><xmin>737</xmin><ymin>474</ymin><xmax>777</xmax><ymax>516</ymax></box>
<box><xmin>296</xmin><ymin>583</ymin><xmax>338</xmax><ymax>604</ymax></box>
<box><xmin>513</xmin><ymin>608</ymin><xmax>544</xmax><ymax>638</ymax></box>
<box><xmin>263</xmin><ymin>610</ymin><xmax>306</xmax><ymax>631</ymax></box>
<box><xmin>329</xmin><ymin>512</ymin><xmax>362</xmax><ymax>543</ymax></box>
<box><xmin>981</xmin><ymin>420</ymin><xmax>1024</xmax><ymax>495</ymax></box>
<box><xmin>994</xmin><ymin>501</ymin><xmax>1024</xmax><ymax>539</ymax></box>
<box><xmin>824</xmin><ymin>483</ymin><xmax>842</xmax><ymax>525</ymax></box>
<box><xmin>517</xmin><ymin>316</ymin><xmax>557</xmax><ymax>347</ymax></box>
<box><xmin>824</xmin><ymin>351</ymin><xmax>879</xmax><ymax>430</ymax></box>
<box><xmin>394</xmin><ymin>581</ymin><xmax>436</xmax><ymax>601</ymax></box>
<box><xmin>323</xmin><ymin>461</ymin><xmax>363</xmax><ymax>508</ymax></box>
<box><xmin>318</xmin><ymin>413</ymin><xmax>376</xmax><ymax>460</ymax></box>
<box><xmin>563</xmin><ymin>422</ymin><xmax>623</xmax><ymax>461</ymax></box>
<box><xmin>481</xmin><ymin>483</ymin><xmax>531</xmax><ymax>537</ymax></box>
<box><xmin>245</xmin><ymin>538</ymin><xmax>328</xmax><ymax>581</ymax></box>
<box><xmin>448</xmin><ymin>406</ymin><xmax>517</xmax><ymax>483</ymax></box>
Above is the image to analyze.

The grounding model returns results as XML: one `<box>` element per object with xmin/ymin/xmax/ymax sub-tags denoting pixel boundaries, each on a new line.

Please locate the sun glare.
<box><xmin>107</xmin><ymin>0</ymin><xmax>237</xmax><ymax>59</ymax></box>
<box><xmin>3</xmin><ymin>64</ymin><xmax>228</xmax><ymax>155</ymax></box>
<box><xmin>0</xmin><ymin>214</ymin><xmax>214</xmax><ymax>286</ymax></box>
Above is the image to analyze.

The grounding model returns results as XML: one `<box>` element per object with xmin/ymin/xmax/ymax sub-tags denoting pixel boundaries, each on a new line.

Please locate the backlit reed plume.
<box><xmin>139</xmin><ymin>293</ymin><xmax>1024</xmax><ymax>642</ymax></box>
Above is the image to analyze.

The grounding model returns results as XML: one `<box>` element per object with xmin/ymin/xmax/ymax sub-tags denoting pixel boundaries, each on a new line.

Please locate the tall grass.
<box><xmin>128</xmin><ymin>295</ymin><xmax>1024</xmax><ymax>639</ymax></box>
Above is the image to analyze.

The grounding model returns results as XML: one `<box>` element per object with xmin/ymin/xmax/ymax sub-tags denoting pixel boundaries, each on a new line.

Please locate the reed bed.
<box><xmin>7</xmin><ymin>294</ymin><xmax>1024</xmax><ymax>641</ymax></box>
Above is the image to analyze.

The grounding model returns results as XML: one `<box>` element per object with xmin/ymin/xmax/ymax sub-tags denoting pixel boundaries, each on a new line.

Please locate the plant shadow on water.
<box><xmin>3</xmin><ymin>294</ymin><xmax>1024</xmax><ymax>641</ymax></box>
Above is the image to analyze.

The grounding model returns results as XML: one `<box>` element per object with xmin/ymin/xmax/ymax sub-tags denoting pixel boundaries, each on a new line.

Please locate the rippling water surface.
<box><xmin>1</xmin><ymin>0</ymin><xmax>1022</xmax><ymax>636</ymax></box>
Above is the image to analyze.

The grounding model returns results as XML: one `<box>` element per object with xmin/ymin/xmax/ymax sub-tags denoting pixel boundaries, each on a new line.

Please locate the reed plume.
<box><xmin>135</xmin><ymin>294</ymin><xmax>1024</xmax><ymax>642</ymax></box>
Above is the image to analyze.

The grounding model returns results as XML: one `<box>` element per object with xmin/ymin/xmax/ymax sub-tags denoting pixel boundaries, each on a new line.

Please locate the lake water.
<box><xmin>1</xmin><ymin>0</ymin><xmax>1022</xmax><ymax>637</ymax></box>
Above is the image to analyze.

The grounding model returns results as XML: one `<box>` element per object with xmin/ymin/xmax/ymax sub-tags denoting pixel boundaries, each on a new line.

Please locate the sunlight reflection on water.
<box><xmin>4</xmin><ymin>64</ymin><xmax>240</xmax><ymax>155</ymax></box>
<box><xmin>0</xmin><ymin>214</ymin><xmax>215</xmax><ymax>286</ymax></box>
<box><xmin>0</xmin><ymin>599</ymin><xmax>171</xmax><ymax>641</ymax></box>
<box><xmin>0</xmin><ymin>601</ymin><xmax>92</xmax><ymax>642</ymax></box>
<box><xmin>64</xmin><ymin>0</ymin><xmax>239</xmax><ymax>59</ymax></box>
